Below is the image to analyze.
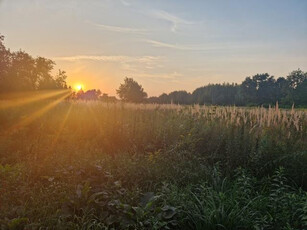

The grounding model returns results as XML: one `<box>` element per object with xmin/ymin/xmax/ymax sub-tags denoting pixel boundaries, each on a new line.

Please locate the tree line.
<box><xmin>1</xmin><ymin>34</ymin><xmax>306</xmax><ymax>107</ymax></box>
<box><xmin>146</xmin><ymin>71</ymin><xmax>307</xmax><ymax>107</ymax></box>
<box><xmin>0</xmin><ymin>35</ymin><xmax>67</xmax><ymax>92</ymax></box>
<box><xmin>117</xmin><ymin>72</ymin><xmax>306</xmax><ymax>107</ymax></box>
<box><xmin>71</xmin><ymin>89</ymin><xmax>117</xmax><ymax>102</ymax></box>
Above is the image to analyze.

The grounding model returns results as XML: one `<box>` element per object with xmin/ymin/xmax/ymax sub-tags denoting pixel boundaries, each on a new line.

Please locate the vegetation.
<box><xmin>0</xmin><ymin>35</ymin><xmax>68</xmax><ymax>92</ymax></box>
<box><xmin>0</xmin><ymin>33</ymin><xmax>306</xmax><ymax>229</ymax></box>
<box><xmin>117</xmin><ymin>77</ymin><xmax>148</xmax><ymax>103</ymax></box>
<box><xmin>1</xmin><ymin>34</ymin><xmax>307</xmax><ymax>107</ymax></box>
<box><xmin>0</xmin><ymin>98</ymin><xmax>306</xmax><ymax>229</ymax></box>
<box><xmin>148</xmin><ymin>71</ymin><xmax>307</xmax><ymax>107</ymax></box>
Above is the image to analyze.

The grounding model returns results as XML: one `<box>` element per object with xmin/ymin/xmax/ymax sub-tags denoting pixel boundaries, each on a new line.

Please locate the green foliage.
<box><xmin>148</xmin><ymin>71</ymin><xmax>307</xmax><ymax>107</ymax></box>
<box><xmin>117</xmin><ymin>77</ymin><xmax>148</xmax><ymax>103</ymax></box>
<box><xmin>0</xmin><ymin>101</ymin><xmax>306</xmax><ymax>229</ymax></box>
<box><xmin>164</xmin><ymin>167</ymin><xmax>307</xmax><ymax>230</ymax></box>
<box><xmin>0</xmin><ymin>35</ymin><xmax>67</xmax><ymax>92</ymax></box>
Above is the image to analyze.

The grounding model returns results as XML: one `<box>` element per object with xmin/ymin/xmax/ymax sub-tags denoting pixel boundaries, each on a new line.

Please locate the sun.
<box><xmin>74</xmin><ymin>84</ymin><xmax>83</xmax><ymax>91</ymax></box>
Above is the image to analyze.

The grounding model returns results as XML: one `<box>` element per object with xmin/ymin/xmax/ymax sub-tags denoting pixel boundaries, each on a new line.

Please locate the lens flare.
<box><xmin>75</xmin><ymin>84</ymin><xmax>84</xmax><ymax>91</ymax></box>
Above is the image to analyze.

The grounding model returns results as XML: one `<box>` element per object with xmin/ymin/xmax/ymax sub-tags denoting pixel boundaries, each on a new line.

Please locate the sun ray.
<box><xmin>0</xmin><ymin>89</ymin><xmax>70</xmax><ymax>109</ymax></box>
<box><xmin>85</xmin><ymin>101</ymin><xmax>102</xmax><ymax>129</ymax></box>
<box><xmin>50</xmin><ymin>102</ymin><xmax>73</xmax><ymax>149</ymax></box>
<box><xmin>6</xmin><ymin>91</ymin><xmax>72</xmax><ymax>133</ymax></box>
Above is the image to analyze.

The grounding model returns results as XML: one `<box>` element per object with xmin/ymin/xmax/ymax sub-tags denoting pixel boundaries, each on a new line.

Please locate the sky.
<box><xmin>0</xmin><ymin>0</ymin><xmax>307</xmax><ymax>96</ymax></box>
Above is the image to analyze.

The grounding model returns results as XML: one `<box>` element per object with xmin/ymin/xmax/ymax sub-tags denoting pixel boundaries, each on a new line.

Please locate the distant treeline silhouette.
<box><xmin>0</xmin><ymin>35</ymin><xmax>67</xmax><ymax>92</ymax></box>
<box><xmin>71</xmin><ymin>89</ymin><xmax>117</xmax><ymax>102</ymax></box>
<box><xmin>147</xmin><ymin>71</ymin><xmax>307</xmax><ymax>107</ymax></box>
<box><xmin>1</xmin><ymin>34</ymin><xmax>306</xmax><ymax>107</ymax></box>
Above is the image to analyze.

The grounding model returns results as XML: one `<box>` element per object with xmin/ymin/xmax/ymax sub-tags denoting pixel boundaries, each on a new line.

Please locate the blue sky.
<box><xmin>1</xmin><ymin>0</ymin><xmax>306</xmax><ymax>96</ymax></box>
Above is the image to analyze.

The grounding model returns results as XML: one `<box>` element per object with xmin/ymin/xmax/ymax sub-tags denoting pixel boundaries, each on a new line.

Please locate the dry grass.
<box><xmin>0</xmin><ymin>92</ymin><xmax>306</xmax><ymax>229</ymax></box>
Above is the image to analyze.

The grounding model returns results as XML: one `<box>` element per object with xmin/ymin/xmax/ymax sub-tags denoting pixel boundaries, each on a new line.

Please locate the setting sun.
<box><xmin>74</xmin><ymin>84</ymin><xmax>83</xmax><ymax>91</ymax></box>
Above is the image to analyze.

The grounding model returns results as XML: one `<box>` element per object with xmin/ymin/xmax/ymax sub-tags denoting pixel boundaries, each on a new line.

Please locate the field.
<box><xmin>0</xmin><ymin>92</ymin><xmax>306</xmax><ymax>229</ymax></box>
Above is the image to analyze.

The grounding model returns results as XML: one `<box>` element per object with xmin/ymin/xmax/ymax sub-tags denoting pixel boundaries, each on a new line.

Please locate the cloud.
<box><xmin>153</xmin><ymin>10</ymin><xmax>194</xmax><ymax>32</ymax></box>
<box><xmin>54</xmin><ymin>55</ymin><xmax>160</xmax><ymax>63</ymax></box>
<box><xmin>53</xmin><ymin>55</ymin><xmax>163</xmax><ymax>71</ymax></box>
<box><xmin>146</xmin><ymin>39</ymin><xmax>213</xmax><ymax>51</ymax></box>
<box><xmin>146</xmin><ymin>39</ymin><xmax>256</xmax><ymax>52</ymax></box>
<box><xmin>54</xmin><ymin>55</ymin><xmax>166</xmax><ymax>77</ymax></box>
<box><xmin>88</xmin><ymin>21</ymin><xmax>147</xmax><ymax>34</ymax></box>
<box><xmin>134</xmin><ymin>71</ymin><xmax>183</xmax><ymax>80</ymax></box>
<box><xmin>146</xmin><ymin>40</ymin><xmax>194</xmax><ymax>50</ymax></box>
<box><xmin>120</xmin><ymin>0</ymin><xmax>131</xmax><ymax>6</ymax></box>
<box><xmin>55</xmin><ymin>55</ymin><xmax>126</xmax><ymax>62</ymax></box>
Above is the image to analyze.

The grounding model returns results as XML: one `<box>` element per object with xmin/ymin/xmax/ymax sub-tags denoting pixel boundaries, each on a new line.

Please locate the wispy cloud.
<box><xmin>153</xmin><ymin>10</ymin><xmax>194</xmax><ymax>32</ymax></box>
<box><xmin>54</xmin><ymin>55</ymin><xmax>163</xmax><ymax>71</ymax></box>
<box><xmin>120</xmin><ymin>0</ymin><xmax>131</xmax><ymax>6</ymax></box>
<box><xmin>133</xmin><ymin>71</ymin><xmax>183</xmax><ymax>80</ymax></box>
<box><xmin>146</xmin><ymin>39</ymin><xmax>255</xmax><ymax>52</ymax></box>
<box><xmin>146</xmin><ymin>40</ymin><xmax>193</xmax><ymax>50</ymax></box>
<box><xmin>146</xmin><ymin>39</ymin><xmax>212</xmax><ymax>51</ymax></box>
<box><xmin>88</xmin><ymin>21</ymin><xmax>147</xmax><ymax>34</ymax></box>
<box><xmin>54</xmin><ymin>55</ymin><xmax>160</xmax><ymax>63</ymax></box>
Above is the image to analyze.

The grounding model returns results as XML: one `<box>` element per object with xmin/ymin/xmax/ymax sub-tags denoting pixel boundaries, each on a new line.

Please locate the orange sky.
<box><xmin>1</xmin><ymin>0</ymin><xmax>307</xmax><ymax>96</ymax></box>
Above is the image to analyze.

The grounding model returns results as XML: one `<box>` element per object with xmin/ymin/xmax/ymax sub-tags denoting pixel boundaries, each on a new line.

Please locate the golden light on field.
<box><xmin>5</xmin><ymin>90</ymin><xmax>72</xmax><ymax>133</ymax></box>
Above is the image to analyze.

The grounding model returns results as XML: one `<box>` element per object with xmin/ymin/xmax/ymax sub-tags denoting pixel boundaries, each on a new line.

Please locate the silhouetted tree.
<box><xmin>287</xmin><ymin>69</ymin><xmax>307</xmax><ymax>106</ymax></box>
<box><xmin>148</xmin><ymin>70</ymin><xmax>307</xmax><ymax>107</ymax></box>
<box><xmin>275</xmin><ymin>77</ymin><xmax>289</xmax><ymax>103</ymax></box>
<box><xmin>100</xmin><ymin>93</ymin><xmax>117</xmax><ymax>102</ymax></box>
<box><xmin>241</xmin><ymin>76</ymin><xmax>257</xmax><ymax>105</ymax></box>
<box><xmin>287</xmin><ymin>69</ymin><xmax>307</xmax><ymax>89</ymax></box>
<box><xmin>117</xmin><ymin>77</ymin><xmax>147</xmax><ymax>103</ymax></box>
<box><xmin>167</xmin><ymin>90</ymin><xmax>192</xmax><ymax>104</ymax></box>
<box><xmin>0</xmin><ymin>34</ymin><xmax>68</xmax><ymax>92</ymax></box>
<box><xmin>0</xmin><ymin>35</ymin><xmax>10</xmax><ymax>83</ymax></box>
<box><xmin>55</xmin><ymin>70</ymin><xmax>68</xmax><ymax>89</ymax></box>
<box><xmin>75</xmin><ymin>89</ymin><xmax>101</xmax><ymax>100</ymax></box>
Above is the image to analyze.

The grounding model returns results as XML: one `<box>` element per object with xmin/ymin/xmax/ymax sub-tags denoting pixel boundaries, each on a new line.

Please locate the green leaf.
<box><xmin>162</xmin><ymin>205</ymin><xmax>177</xmax><ymax>219</ymax></box>
<box><xmin>140</xmin><ymin>192</ymin><xmax>154</xmax><ymax>207</ymax></box>
<box><xmin>8</xmin><ymin>218</ymin><xmax>29</xmax><ymax>230</ymax></box>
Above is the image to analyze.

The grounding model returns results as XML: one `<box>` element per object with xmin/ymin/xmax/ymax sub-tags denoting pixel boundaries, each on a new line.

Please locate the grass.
<box><xmin>0</xmin><ymin>94</ymin><xmax>306</xmax><ymax>229</ymax></box>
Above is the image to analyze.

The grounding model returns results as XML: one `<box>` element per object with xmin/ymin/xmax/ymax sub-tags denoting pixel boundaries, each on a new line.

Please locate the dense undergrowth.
<box><xmin>0</xmin><ymin>99</ymin><xmax>306</xmax><ymax>229</ymax></box>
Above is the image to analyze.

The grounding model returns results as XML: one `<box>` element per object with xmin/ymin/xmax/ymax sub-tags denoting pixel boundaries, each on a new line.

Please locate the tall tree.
<box><xmin>0</xmin><ymin>35</ymin><xmax>10</xmax><ymax>82</ymax></box>
<box><xmin>116</xmin><ymin>77</ymin><xmax>147</xmax><ymax>103</ymax></box>
<box><xmin>0</xmin><ymin>35</ymin><xmax>68</xmax><ymax>92</ymax></box>
<box><xmin>241</xmin><ymin>77</ymin><xmax>257</xmax><ymax>105</ymax></box>
<box><xmin>287</xmin><ymin>69</ymin><xmax>307</xmax><ymax>89</ymax></box>
<box><xmin>8</xmin><ymin>51</ymin><xmax>36</xmax><ymax>91</ymax></box>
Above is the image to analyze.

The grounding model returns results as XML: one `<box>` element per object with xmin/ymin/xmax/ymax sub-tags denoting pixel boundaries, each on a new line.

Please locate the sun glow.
<box><xmin>74</xmin><ymin>84</ymin><xmax>84</xmax><ymax>91</ymax></box>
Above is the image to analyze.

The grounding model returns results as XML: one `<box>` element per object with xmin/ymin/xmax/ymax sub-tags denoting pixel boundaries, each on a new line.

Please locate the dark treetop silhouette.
<box><xmin>0</xmin><ymin>35</ymin><xmax>67</xmax><ymax>92</ymax></box>
<box><xmin>1</xmin><ymin>34</ymin><xmax>306</xmax><ymax>107</ymax></box>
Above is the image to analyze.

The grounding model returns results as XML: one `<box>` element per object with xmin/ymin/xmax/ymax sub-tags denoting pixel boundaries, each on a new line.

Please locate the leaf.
<box><xmin>8</xmin><ymin>217</ymin><xmax>29</xmax><ymax>229</ymax></box>
<box><xmin>108</xmin><ymin>199</ymin><xmax>120</xmax><ymax>207</ymax></box>
<box><xmin>140</xmin><ymin>192</ymin><xmax>154</xmax><ymax>207</ymax></box>
<box><xmin>162</xmin><ymin>205</ymin><xmax>177</xmax><ymax>219</ymax></box>
<box><xmin>88</xmin><ymin>191</ymin><xmax>106</xmax><ymax>203</ymax></box>
<box><xmin>119</xmin><ymin>216</ymin><xmax>135</xmax><ymax>227</ymax></box>
<box><xmin>105</xmin><ymin>215</ymin><xmax>118</xmax><ymax>226</ymax></box>
<box><xmin>132</xmin><ymin>206</ymin><xmax>144</xmax><ymax>217</ymax></box>
<box><xmin>145</xmin><ymin>201</ymin><xmax>154</xmax><ymax>211</ymax></box>
<box><xmin>114</xmin><ymin>180</ymin><xmax>121</xmax><ymax>187</ymax></box>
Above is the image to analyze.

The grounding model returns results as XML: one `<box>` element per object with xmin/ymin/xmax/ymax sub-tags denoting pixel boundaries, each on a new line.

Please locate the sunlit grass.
<box><xmin>0</xmin><ymin>97</ymin><xmax>306</xmax><ymax>229</ymax></box>
<box><xmin>3</xmin><ymin>90</ymin><xmax>71</xmax><ymax>134</ymax></box>
<box><xmin>0</xmin><ymin>89</ymin><xmax>70</xmax><ymax>109</ymax></box>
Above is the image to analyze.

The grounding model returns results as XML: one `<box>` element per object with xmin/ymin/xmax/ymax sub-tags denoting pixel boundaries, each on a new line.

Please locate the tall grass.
<box><xmin>0</xmin><ymin>97</ymin><xmax>306</xmax><ymax>229</ymax></box>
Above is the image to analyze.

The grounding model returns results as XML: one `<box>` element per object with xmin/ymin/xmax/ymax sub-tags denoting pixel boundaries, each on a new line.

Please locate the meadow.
<box><xmin>0</xmin><ymin>91</ymin><xmax>306</xmax><ymax>229</ymax></box>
